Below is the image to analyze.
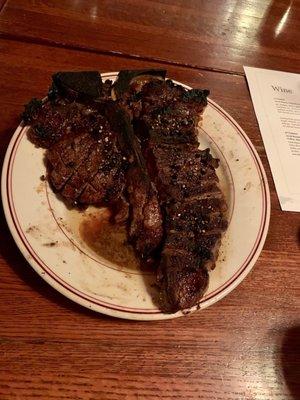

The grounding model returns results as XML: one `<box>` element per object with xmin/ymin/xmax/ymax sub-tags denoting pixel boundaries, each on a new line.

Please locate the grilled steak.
<box><xmin>23</xmin><ymin>71</ymin><xmax>112</xmax><ymax>148</ymax></box>
<box><xmin>46</xmin><ymin>126</ymin><xmax>125</xmax><ymax>207</ymax></box>
<box><xmin>105</xmin><ymin>105</ymin><xmax>163</xmax><ymax>262</ymax></box>
<box><xmin>126</xmin><ymin>165</ymin><xmax>163</xmax><ymax>261</ymax></box>
<box><xmin>23</xmin><ymin>69</ymin><xmax>228</xmax><ymax>313</ymax></box>
<box><xmin>115</xmin><ymin>73</ymin><xmax>227</xmax><ymax>312</ymax></box>
<box><xmin>24</xmin><ymin>72</ymin><xmax>125</xmax><ymax>207</ymax></box>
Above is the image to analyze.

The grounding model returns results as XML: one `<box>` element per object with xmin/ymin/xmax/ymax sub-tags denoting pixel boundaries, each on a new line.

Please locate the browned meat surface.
<box><xmin>126</xmin><ymin>166</ymin><xmax>163</xmax><ymax>261</ymax></box>
<box><xmin>154</xmin><ymin>144</ymin><xmax>227</xmax><ymax>312</ymax></box>
<box><xmin>24</xmin><ymin>69</ymin><xmax>228</xmax><ymax>313</ymax></box>
<box><xmin>23</xmin><ymin>71</ymin><xmax>124</xmax><ymax>207</ymax></box>
<box><xmin>25</xmin><ymin>100</ymin><xmax>108</xmax><ymax>148</ymax></box>
<box><xmin>145</xmin><ymin>143</ymin><xmax>221</xmax><ymax>203</ymax></box>
<box><xmin>135</xmin><ymin>80</ymin><xmax>209</xmax><ymax>142</ymax></box>
<box><xmin>105</xmin><ymin>105</ymin><xmax>163</xmax><ymax>262</ymax></box>
<box><xmin>23</xmin><ymin>71</ymin><xmax>112</xmax><ymax>148</ymax></box>
<box><xmin>123</xmin><ymin>77</ymin><xmax>227</xmax><ymax>312</ymax></box>
<box><xmin>157</xmin><ymin>251</ymin><xmax>209</xmax><ymax>312</ymax></box>
<box><xmin>46</xmin><ymin>122</ymin><xmax>125</xmax><ymax>207</ymax></box>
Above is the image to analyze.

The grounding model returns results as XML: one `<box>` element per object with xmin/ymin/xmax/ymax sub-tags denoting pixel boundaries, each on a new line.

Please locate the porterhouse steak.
<box><xmin>114</xmin><ymin>74</ymin><xmax>227</xmax><ymax>311</ymax></box>
<box><xmin>23</xmin><ymin>69</ymin><xmax>228</xmax><ymax>313</ymax></box>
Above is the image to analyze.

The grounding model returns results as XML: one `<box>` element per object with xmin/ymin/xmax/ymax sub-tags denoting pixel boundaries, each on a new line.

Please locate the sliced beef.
<box><xmin>144</xmin><ymin>143</ymin><xmax>221</xmax><ymax>203</ymax></box>
<box><xmin>136</xmin><ymin>80</ymin><xmax>209</xmax><ymax>138</ymax></box>
<box><xmin>154</xmin><ymin>146</ymin><xmax>227</xmax><ymax>312</ymax></box>
<box><xmin>121</xmin><ymin>76</ymin><xmax>227</xmax><ymax>312</ymax></box>
<box><xmin>106</xmin><ymin>105</ymin><xmax>163</xmax><ymax>262</ymax></box>
<box><xmin>157</xmin><ymin>251</ymin><xmax>209</xmax><ymax>312</ymax></box>
<box><xmin>130</xmin><ymin>79</ymin><xmax>209</xmax><ymax>151</ymax></box>
<box><xmin>164</xmin><ymin>231</ymin><xmax>222</xmax><ymax>271</ymax></box>
<box><xmin>24</xmin><ymin>69</ymin><xmax>227</xmax><ymax>314</ymax></box>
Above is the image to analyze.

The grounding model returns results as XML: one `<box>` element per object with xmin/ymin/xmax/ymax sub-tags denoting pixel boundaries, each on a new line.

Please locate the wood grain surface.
<box><xmin>0</xmin><ymin>37</ymin><xmax>299</xmax><ymax>400</ymax></box>
<box><xmin>0</xmin><ymin>0</ymin><xmax>300</xmax><ymax>74</ymax></box>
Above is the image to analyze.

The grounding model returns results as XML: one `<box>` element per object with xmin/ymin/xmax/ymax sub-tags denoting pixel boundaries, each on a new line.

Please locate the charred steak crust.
<box><xmin>51</xmin><ymin>71</ymin><xmax>103</xmax><ymax>101</ymax></box>
<box><xmin>24</xmin><ymin>71</ymin><xmax>113</xmax><ymax>148</ymax></box>
<box><xmin>119</xmin><ymin>75</ymin><xmax>228</xmax><ymax>312</ymax></box>
<box><xmin>24</xmin><ymin>72</ymin><xmax>126</xmax><ymax>207</ymax></box>
<box><xmin>105</xmin><ymin>105</ymin><xmax>163</xmax><ymax>262</ymax></box>
<box><xmin>23</xmin><ymin>69</ymin><xmax>228</xmax><ymax>313</ymax></box>
<box><xmin>46</xmin><ymin>127</ymin><xmax>125</xmax><ymax>207</ymax></box>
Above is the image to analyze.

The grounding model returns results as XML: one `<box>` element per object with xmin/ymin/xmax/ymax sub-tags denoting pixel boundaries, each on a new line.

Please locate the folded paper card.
<box><xmin>244</xmin><ymin>66</ymin><xmax>300</xmax><ymax>212</ymax></box>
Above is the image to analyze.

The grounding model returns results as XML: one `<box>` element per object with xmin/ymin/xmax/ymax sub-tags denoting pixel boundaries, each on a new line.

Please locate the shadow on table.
<box><xmin>280</xmin><ymin>325</ymin><xmax>300</xmax><ymax>399</ymax></box>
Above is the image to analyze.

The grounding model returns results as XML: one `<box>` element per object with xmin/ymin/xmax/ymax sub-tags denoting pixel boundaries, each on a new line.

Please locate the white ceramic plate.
<box><xmin>1</xmin><ymin>73</ymin><xmax>270</xmax><ymax>320</ymax></box>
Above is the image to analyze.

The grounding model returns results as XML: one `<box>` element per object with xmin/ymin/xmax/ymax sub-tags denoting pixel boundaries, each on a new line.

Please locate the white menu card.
<box><xmin>244</xmin><ymin>66</ymin><xmax>300</xmax><ymax>212</ymax></box>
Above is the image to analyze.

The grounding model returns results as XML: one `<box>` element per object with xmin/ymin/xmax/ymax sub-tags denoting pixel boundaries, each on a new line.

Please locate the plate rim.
<box><xmin>1</xmin><ymin>73</ymin><xmax>271</xmax><ymax>320</ymax></box>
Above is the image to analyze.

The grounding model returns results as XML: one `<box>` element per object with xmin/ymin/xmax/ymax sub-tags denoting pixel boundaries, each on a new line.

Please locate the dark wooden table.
<box><xmin>0</xmin><ymin>1</ymin><xmax>299</xmax><ymax>399</ymax></box>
